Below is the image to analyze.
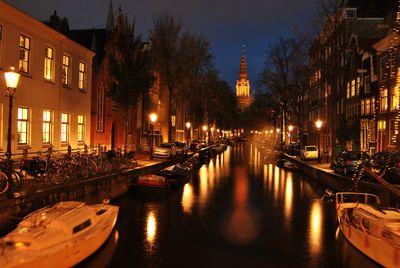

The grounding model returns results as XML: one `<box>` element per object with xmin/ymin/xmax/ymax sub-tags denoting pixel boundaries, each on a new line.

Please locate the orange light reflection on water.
<box><xmin>309</xmin><ymin>200</ymin><xmax>323</xmax><ymax>257</ymax></box>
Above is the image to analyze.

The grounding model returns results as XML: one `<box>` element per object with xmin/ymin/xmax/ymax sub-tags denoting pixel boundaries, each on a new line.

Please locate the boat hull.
<box><xmin>1</xmin><ymin>205</ymin><xmax>118</xmax><ymax>268</ymax></box>
<box><xmin>339</xmin><ymin>220</ymin><xmax>399</xmax><ymax>268</ymax></box>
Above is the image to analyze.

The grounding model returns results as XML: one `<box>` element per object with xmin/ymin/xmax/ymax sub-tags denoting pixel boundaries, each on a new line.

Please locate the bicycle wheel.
<box><xmin>0</xmin><ymin>171</ymin><xmax>9</xmax><ymax>195</ymax></box>
<box><xmin>11</xmin><ymin>170</ymin><xmax>24</xmax><ymax>187</ymax></box>
<box><xmin>47</xmin><ymin>162</ymin><xmax>66</xmax><ymax>185</ymax></box>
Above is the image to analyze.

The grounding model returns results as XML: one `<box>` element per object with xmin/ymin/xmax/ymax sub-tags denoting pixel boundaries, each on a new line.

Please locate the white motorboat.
<box><xmin>0</xmin><ymin>200</ymin><xmax>119</xmax><ymax>268</ymax></box>
<box><xmin>336</xmin><ymin>192</ymin><xmax>400</xmax><ymax>268</ymax></box>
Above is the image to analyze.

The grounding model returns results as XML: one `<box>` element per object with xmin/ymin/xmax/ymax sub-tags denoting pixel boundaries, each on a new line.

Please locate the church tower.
<box><xmin>236</xmin><ymin>45</ymin><xmax>251</xmax><ymax>111</ymax></box>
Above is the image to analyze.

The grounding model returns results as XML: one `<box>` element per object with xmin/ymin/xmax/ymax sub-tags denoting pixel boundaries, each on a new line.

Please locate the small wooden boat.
<box><xmin>135</xmin><ymin>174</ymin><xmax>168</xmax><ymax>190</ymax></box>
<box><xmin>336</xmin><ymin>192</ymin><xmax>400</xmax><ymax>267</ymax></box>
<box><xmin>0</xmin><ymin>200</ymin><xmax>118</xmax><ymax>268</ymax></box>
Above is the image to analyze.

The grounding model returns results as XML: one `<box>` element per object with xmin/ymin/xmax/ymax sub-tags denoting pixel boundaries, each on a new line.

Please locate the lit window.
<box><xmin>380</xmin><ymin>89</ymin><xmax>388</xmax><ymax>112</ymax></box>
<box><xmin>77</xmin><ymin>115</ymin><xmax>84</xmax><ymax>143</ymax></box>
<box><xmin>378</xmin><ymin>120</ymin><xmax>386</xmax><ymax>130</ymax></box>
<box><xmin>346</xmin><ymin>82</ymin><xmax>350</xmax><ymax>99</ymax></box>
<box><xmin>42</xmin><ymin>110</ymin><xmax>52</xmax><ymax>144</ymax></box>
<box><xmin>17</xmin><ymin>107</ymin><xmax>29</xmax><ymax>145</ymax></box>
<box><xmin>44</xmin><ymin>47</ymin><xmax>54</xmax><ymax>80</ymax></box>
<box><xmin>351</xmin><ymin>80</ymin><xmax>356</xmax><ymax>97</ymax></box>
<box><xmin>371</xmin><ymin>97</ymin><xmax>375</xmax><ymax>114</ymax></box>
<box><xmin>171</xmin><ymin>115</ymin><xmax>176</xmax><ymax>127</ymax></box>
<box><xmin>361</xmin><ymin>99</ymin><xmax>365</xmax><ymax>115</ymax></box>
<box><xmin>62</xmin><ymin>55</ymin><xmax>71</xmax><ymax>86</ymax></box>
<box><xmin>19</xmin><ymin>35</ymin><xmax>30</xmax><ymax>73</ymax></box>
<box><xmin>96</xmin><ymin>83</ymin><xmax>104</xmax><ymax>132</ymax></box>
<box><xmin>61</xmin><ymin>113</ymin><xmax>69</xmax><ymax>143</ymax></box>
<box><xmin>78</xmin><ymin>62</ymin><xmax>86</xmax><ymax>90</ymax></box>
<box><xmin>365</xmin><ymin>99</ymin><xmax>371</xmax><ymax>115</ymax></box>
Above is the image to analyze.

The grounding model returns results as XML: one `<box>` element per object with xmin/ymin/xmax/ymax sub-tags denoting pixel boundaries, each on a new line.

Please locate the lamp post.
<box><xmin>4</xmin><ymin>66</ymin><xmax>20</xmax><ymax>197</ymax></box>
<box><xmin>149</xmin><ymin>113</ymin><xmax>158</xmax><ymax>160</ymax></box>
<box><xmin>288</xmin><ymin>125</ymin><xmax>293</xmax><ymax>143</ymax></box>
<box><xmin>185</xmin><ymin>122</ymin><xmax>191</xmax><ymax>145</ymax></box>
<box><xmin>315</xmin><ymin>119</ymin><xmax>323</xmax><ymax>163</ymax></box>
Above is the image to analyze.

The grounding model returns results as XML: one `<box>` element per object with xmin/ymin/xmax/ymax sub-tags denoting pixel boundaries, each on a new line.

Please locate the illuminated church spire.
<box><xmin>236</xmin><ymin>44</ymin><xmax>252</xmax><ymax>111</ymax></box>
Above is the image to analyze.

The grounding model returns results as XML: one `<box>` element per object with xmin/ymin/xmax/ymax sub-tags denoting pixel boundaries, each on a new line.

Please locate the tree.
<box><xmin>106</xmin><ymin>13</ymin><xmax>155</xmax><ymax>151</ymax></box>
<box><xmin>259</xmin><ymin>37</ymin><xmax>308</xmax><ymax>134</ymax></box>
<box><xmin>150</xmin><ymin>13</ymin><xmax>183</xmax><ymax>142</ymax></box>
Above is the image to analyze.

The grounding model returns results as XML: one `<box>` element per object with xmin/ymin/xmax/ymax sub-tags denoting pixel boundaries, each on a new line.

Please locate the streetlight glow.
<box><xmin>202</xmin><ymin>125</ymin><xmax>208</xmax><ymax>132</ymax></box>
<box><xmin>149</xmin><ymin>113</ymin><xmax>158</xmax><ymax>123</ymax></box>
<box><xmin>288</xmin><ymin>125</ymin><xmax>294</xmax><ymax>132</ymax></box>
<box><xmin>186</xmin><ymin>122</ymin><xmax>191</xmax><ymax>129</ymax></box>
<box><xmin>4</xmin><ymin>66</ymin><xmax>20</xmax><ymax>89</ymax></box>
<box><xmin>315</xmin><ymin>119</ymin><xmax>323</xmax><ymax>130</ymax></box>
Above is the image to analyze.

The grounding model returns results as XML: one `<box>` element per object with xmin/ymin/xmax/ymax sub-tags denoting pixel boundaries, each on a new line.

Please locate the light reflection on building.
<box><xmin>284</xmin><ymin>173</ymin><xmax>293</xmax><ymax>226</ymax></box>
<box><xmin>308</xmin><ymin>200</ymin><xmax>323</xmax><ymax>257</ymax></box>
<box><xmin>181</xmin><ymin>183</ymin><xmax>194</xmax><ymax>213</ymax></box>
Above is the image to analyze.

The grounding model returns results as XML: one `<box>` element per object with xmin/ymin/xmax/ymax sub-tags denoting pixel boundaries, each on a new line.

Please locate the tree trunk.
<box><xmin>168</xmin><ymin>86</ymin><xmax>173</xmax><ymax>143</ymax></box>
<box><xmin>124</xmin><ymin>108</ymin><xmax>128</xmax><ymax>153</ymax></box>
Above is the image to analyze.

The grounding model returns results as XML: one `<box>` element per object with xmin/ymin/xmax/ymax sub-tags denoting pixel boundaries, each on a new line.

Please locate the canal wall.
<box><xmin>280</xmin><ymin>154</ymin><xmax>400</xmax><ymax>206</ymax></box>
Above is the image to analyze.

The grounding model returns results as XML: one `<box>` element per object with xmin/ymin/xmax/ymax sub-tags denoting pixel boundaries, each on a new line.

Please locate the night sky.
<box><xmin>5</xmin><ymin>0</ymin><xmax>316</xmax><ymax>91</ymax></box>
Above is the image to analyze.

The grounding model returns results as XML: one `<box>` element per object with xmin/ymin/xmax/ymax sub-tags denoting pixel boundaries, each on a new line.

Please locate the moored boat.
<box><xmin>336</xmin><ymin>192</ymin><xmax>400</xmax><ymax>268</ymax></box>
<box><xmin>135</xmin><ymin>174</ymin><xmax>168</xmax><ymax>190</ymax></box>
<box><xmin>0</xmin><ymin>200</ymin><xmax>119</xmax><ymax>268</ymax></box>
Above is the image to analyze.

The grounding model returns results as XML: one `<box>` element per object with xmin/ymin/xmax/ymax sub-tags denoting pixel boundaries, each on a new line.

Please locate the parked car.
<box><xmin>364</xmin><ymin>151</ymin><xmax>400</xmax><ymax>184</ymax></box>
<box><xmin>332</xmin><ymin>151</ymin><xmax>369</xmax><ymax>175</ymax></box>
<box><xmin>153</xmin><ymin>143</ymin><xmax>177</xmax><ymax>158</ymax></box>
<box><xmin>300</xmin><ymin>145</ymin><xmax>319</xmax><ymax>160</ymax></box>
<box><xmin>174</xmin><ymin>141</ymin><xmax>189</xmax><ymax>154</ymax></box>
<box><xmin>285</xmin><ymin>142</ymin><xmax>300</xmax><ymax>156</ymax></box>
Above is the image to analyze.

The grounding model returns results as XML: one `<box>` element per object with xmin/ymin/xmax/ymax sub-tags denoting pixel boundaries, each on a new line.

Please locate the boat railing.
<box><xmin>336</xmin><ymin>192</ymin><xmax>381</xmax><ymax>206</ymax></box>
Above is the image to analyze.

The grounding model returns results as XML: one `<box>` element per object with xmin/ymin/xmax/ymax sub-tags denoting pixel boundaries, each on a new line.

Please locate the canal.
<box><xmin>80</xmin><ymin>142</ymin><xmax>378</xmax><ymax>268</ymax></box>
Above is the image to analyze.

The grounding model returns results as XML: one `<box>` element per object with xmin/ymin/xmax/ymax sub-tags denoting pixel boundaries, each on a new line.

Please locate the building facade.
<box><xmin>0</xmin><ymin>1</ymin><xmax>93</xmax><ymax>155</ymax></box>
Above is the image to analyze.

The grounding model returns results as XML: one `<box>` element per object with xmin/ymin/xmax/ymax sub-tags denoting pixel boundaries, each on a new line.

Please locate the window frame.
<box><xmin>62</xmin><ymin>55</ymin><xmax>71</xmax><ymax>86</ymax></box>
<box><xmin>78</xmin><ymin>62</ymin><xmax>86</xmax><ymax>90</ymax></box>
<box><xmin>19</xmin><ymin>35</ymin><xmax>30</xmax><ymax>74</ymax></box>
<box><xmin>42</xmin><ymin>110</ymin><xmax>52</xmax><ymax>144</ymax></box>
<box><xmin>60</xmin><ymin>113</ymin><xmax>69</xmax><ymax>144</ymax></box>
<box><xmin>77</xmin><ymin>115</ymin><xmax>85</xmax><ymax>143</ymax></box>
<box><xmin>17</xmin><ymin>107</ymin><xmax>29</xmax><ymax>145</ymax></box>
<box><xmin>44</xmin><ymin>46</ymin><xmax>54</xmax><ymax>81</ymax></box>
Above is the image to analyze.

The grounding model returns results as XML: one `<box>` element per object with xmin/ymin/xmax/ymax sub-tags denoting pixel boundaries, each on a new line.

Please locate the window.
<box><xmin>17</xmin><ymin>107</ymin><xmax>29</xmax><ymax>145</ymax></box>
<box><xmin>171</xmin><ymin>115</ymin><xmax>176</xmax><ymax>127</ymax></box>
<box><xmin>19</xmin><ymin>35</ymin><xmax>30</xmax><ymax>73</ymax></box>
<box><xmin>380</xmin><ymin>56</ymin><xmax>388</xmax><ymax>80</ymax></box>
<box><xmin>351</xmin><ymin>79</ymin><xmax>356</xmax><ymax>97</ymax></box>
<box><xmin>42</xmin><ymin>110</ymin><xmax>52</xmax><ymax>144</ymax></box>
<box><xmin>96</xmin><ymin>83</ymin><xmax>104</xmax><ymax>132</ymax></box>
<box><xmin>346</xmin><ymin>82</ymin><xmax>350</xmax><ymax>99</ymax></box>
<box><xmin>44</xmin><ymin>47</ymin><xmax>54</xmax><ymax>81</ymax></box>
<box><xmin>78</xmin><ymin>62</ymin><xmax>86</xmax><ymax>90</ymax></box>
<box><xmin>77</xmin><ymin>115</ymin><xmax>84</xmax><ymax>143</ymax></box>
<box><xmin>371</xmin><ymin>97</ymin><xmax>376</xmax><ymax>114</ymax></box>
<box><xmin>391</xmin><ymin>90</ymin><xmax>398</xmax><ymax>111</ymax></box>
<box><xmin>361</xmin><ymin>99</ymin><xmax>365</xmax><ymax>115</ymax></box>
<box><xmin>356</xmin><ymin>77</ymin><xmax>360</xmax><ymax>96</ymax></box>
<box><xmin>365</xmin><ymin>98</ymin><xmax>371</xmax><ymax>115</ymax></box>
<box><xmin>378</xmin><ymin>120</ymin><xmax>386</xmax><ymax>130</ymax></box>
<box><xmin>364</xmin><ymin>75</ymin><xmax>371</xmax><ymax>94</ymax></box>
<box><xmin>62</xmin><ymin>55</ymin><xmax>71</xmax><ymax>86</ymax></box>
<box><xmin>381</xmin><ymin>89</ymin><xmax>388</xmax><ymax>112</ymax></box>
<box><xmin>61</xmin><ymin>113</ymin><xmax>69</xmax><ymax>144</ymax></box>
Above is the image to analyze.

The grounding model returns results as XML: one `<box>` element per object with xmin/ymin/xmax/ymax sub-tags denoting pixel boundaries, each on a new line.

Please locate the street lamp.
<box><xmin>288</xmin><ymin>125</ymin><xmax>293</xmax><ymax>143</ymax></box>
<box><xmin>202</xmin><ymin>125</ymin><xmax>208</xmax><ymax>142</ymax></box>
<box><xmin>315</xmin><ymin>119</ymin><xmax>323</xmax><ymax>163</ymax></box>
<box><xmin>4</xmin><ymin>66</ymin><xmax>20</xmax><ymax>197</ymax></box>
<box><xmin>185</xmin><ymin>122</ymin><xmax>191</xmax><ymax>145</ymax></box>
<box><xmin>149</xmin><ymin>113</ymin><xmax>158</xmax><ymax>160</ymax></box>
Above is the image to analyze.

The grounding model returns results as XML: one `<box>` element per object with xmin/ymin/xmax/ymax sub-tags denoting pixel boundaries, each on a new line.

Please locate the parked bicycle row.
<box><xmin>0</xmin><ymin>147</ymin><xmax>137</xmax><ymax>195</ymax></box>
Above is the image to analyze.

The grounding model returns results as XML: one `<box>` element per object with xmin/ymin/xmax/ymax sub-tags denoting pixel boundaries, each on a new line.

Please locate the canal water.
<box><xmin>80</xmin><ymin>143</ymin><xmax>378</xmax><ymax>268</ymax></box>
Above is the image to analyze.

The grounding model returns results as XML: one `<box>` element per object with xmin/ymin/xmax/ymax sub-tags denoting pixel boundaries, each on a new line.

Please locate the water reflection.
<box><xmin>284</xmin><ymin>172</ymin><xmax>293</xmax><ymax>226</ymax></box>
<box><xmin>222</xmin><ymin>166</ymin><xmax>261</xmax><ymax>244</ymax></box>
<box><xmin>181</xmin><ymin>184</ymin><xmax>194</xmax><ymax>213</ymax></box>
<box><xmin>309</xmin><ymin>200</ymin><xmax>323</xmax><ymax>258</ymax></box>
<box><xmin>145</xmin><ymin>207</ymin><xmax>158</xmax><ymax>253</ymax></box>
